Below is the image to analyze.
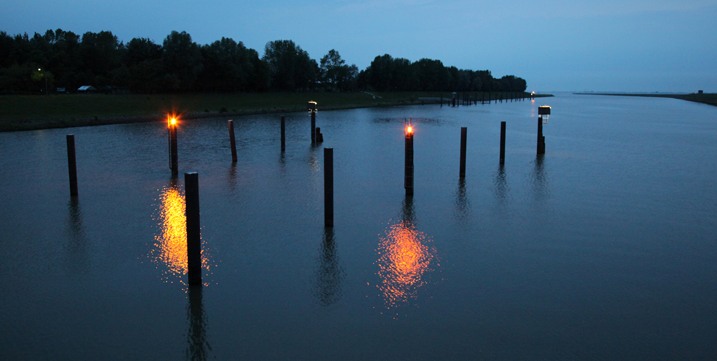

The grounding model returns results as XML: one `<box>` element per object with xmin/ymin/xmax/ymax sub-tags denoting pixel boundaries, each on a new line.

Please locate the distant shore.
<box><xmin>0</xmin><ymin>91</ymin><xmax>547</xmax><ymax>132</ymax></box>
<box><xmin>574</xmin><ymin>92</ymin><xmax>717</xmax><ymax>107</ymax></box>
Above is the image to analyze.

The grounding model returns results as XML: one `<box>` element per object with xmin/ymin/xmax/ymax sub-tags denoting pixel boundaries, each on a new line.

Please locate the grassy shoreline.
<box><xmin>0</xmin><ymin>91</ymin><xmax>544</xmax><ymax>132</ymax></box>
<box><xmin>575</xmin><ymin>92</ymin><xmax>717</xmax><ymax>107</ymax></box>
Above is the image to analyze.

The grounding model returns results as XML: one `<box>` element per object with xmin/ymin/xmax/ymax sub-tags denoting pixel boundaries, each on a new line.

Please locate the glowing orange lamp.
<box><xmin>168</xmin><ymin>115</ymin><xmax>179</xmax><ymax>128</ymax></box>
<box><xmin>404</xmin><ymin>120</ymin><xmax>414</xmax><ymax>195</ymax></box>
<box><xmin>167</xmin><ymin>114</ymin><xmax>179</xmax><ymax>176</ymax></box>
<box><xmin>405</xmin><ymin>124</ymin><xmax>414</xmax><ymax>136</ymax></box>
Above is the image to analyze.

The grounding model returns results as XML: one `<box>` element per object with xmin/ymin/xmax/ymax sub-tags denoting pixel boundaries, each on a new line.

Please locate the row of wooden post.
<box><xmin>442</xmin><ymin>93</ymin><xmax>530</xmax><ymax>107</ymax></box>
<box><xmin>167</xmin><ymin>114</ymin><xmax>540</xmax><ymax>179</ymax></box>
<box><xmin>63</xmin><ymin>111</ymin><xmax>546</xmax><ymax>287</ymax></box>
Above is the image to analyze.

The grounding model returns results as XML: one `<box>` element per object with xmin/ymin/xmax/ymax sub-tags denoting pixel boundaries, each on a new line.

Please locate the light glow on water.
<box><xmin>377</xmin><ymin>219</ymin><xmax>436</xmax><ymax>308</ymax></box>
<box><xmin>3</xmin><ymin>94</ymin><xmax>717</xmax><ymax>359</ymax></box>
<box><xmin>153</xmin><ymin>185</ymin><xmax>211</xmax><ymax>286</ymax></box>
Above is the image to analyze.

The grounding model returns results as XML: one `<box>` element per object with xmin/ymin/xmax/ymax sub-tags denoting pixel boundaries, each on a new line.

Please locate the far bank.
<box><xmin>575</xmin><ymin>92</ymin><xmax>717</xmax><ymax>107</ymax></box>
<box><xmin>0</xmin><ymin>91</ymin><xmax>544</xmax><ymax>132</ymax></box>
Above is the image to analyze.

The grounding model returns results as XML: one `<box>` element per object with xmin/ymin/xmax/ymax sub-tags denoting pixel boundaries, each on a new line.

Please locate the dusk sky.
<box><xmin>3</xmin><ymin>0</ymin><xmax>716</xmax><ymax>92</ymax></box>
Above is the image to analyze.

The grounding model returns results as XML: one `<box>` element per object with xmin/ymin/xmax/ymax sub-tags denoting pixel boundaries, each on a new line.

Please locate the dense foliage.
<box><xmin>0</xmin><ymin>29</ymin><xmax>527</xmax><ymax>94</ymax></box>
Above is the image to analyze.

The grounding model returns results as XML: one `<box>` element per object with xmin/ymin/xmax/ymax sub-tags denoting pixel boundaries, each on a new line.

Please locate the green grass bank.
<box><xmin>0</xmin><ymin>91</ymin><xmax>541</xmax><ymax>132</ymax></box>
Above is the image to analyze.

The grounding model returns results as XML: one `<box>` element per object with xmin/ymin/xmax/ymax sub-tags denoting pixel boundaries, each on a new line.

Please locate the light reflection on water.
<box><xmin>152</xmin><ymin>183</ymin><xmax>212</xmax><ymax>286</ymax></box>
<box><xmin>376</xmin><ymin>198</ymin><xmax>438</xmax><ymax>309</ymax></box>
<box><xmin>2</xmin><ymin>94</ymin><xmax>717</xmax><ymax>359</ymax></box>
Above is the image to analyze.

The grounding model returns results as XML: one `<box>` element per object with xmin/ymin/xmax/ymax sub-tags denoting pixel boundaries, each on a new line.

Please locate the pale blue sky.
<box><xmin>3</xmin><ymin>0</ymin><xmax>716</xmax><ymax>92</ymax></box>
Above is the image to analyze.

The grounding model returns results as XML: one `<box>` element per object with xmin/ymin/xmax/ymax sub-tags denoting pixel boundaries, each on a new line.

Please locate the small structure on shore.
<box><xmin>77</xmin><ymin>85</ymin><xmax>96</xmax><ymax>93</ymax></box>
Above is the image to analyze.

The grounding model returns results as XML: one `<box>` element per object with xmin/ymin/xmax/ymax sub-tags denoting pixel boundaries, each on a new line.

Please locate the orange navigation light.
<box><xmin>405</xmin><ymin>124</ymin><xmax>414</xmax><ymax>136</ymax></box>
<box><xmin>167</xmin><ymin>114</ymin><xmax>179</xmax><ymax>128</ymax></box>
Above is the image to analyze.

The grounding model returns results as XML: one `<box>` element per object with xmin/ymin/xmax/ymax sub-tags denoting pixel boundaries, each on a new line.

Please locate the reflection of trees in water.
<box><xmin>186</xmin><ymin>286</ymin><xmax>211</xmax><ymax>361</ymax></box>
<box><xmin>316</xmin><ymin>229</ymin><xmax>343</xmax><ymax>306</ymax></box>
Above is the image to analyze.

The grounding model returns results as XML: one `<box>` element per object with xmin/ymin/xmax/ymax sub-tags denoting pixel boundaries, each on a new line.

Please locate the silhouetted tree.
<box><xmin>319</xmin><ymin>49</ymin><xmax>358</xmax><ymax>91</ymax></box>
<box><xmin>124</xmin><ymin>38</ymin><xmax>163</xmax><ymax>92</ymax></box>
<box><xmin>45</xmin><ymin>29</ymin><xmax>82</xmax><ymax>90</ymax></box>
<box><xmin>198</xmin><ymin>37</ymin><xmax>266</xmax><ymax>92</ymax></box>
<box><xmin>263</xmin><ymin>40</ymin><xmax>318</xmax><ymax>91</ymax></box>
<box><xmin>413</xmin><ymin>58</ymin><xmax>449</xmax><ymax>91</ymax></box>
<box><xmin>498</xmin><ymin>75</ymin><xmax>527</xmax><ymax>92</ymax></box>
<box><xmin>0</xmin><ymin>28</ymin><xmax>529</xmax><ymax>94</ymax></box>
<box><xmin>162</xmin><ymin>31</ymin><xmax>203</xmax><ymax>91</ymax></box>
<box><xmin>79</xmin><ymin>31</ymin><xmax>123</xmax><ymax>87</ymax></box>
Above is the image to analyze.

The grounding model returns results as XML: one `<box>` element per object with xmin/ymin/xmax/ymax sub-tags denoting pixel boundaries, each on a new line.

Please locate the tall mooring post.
<box><xmin>459</xmin><ymin>127</ymin><xmax>467</xmax><ymax>178</ymax></box>
<box><xmin>280</xmin><ymin>116</ymin><xmax>286</xmax><ymax>152</ymax></box>
<box><xmin>500</xmin><ymin>121</ymin><xmax>506</xmax><ymax>164</ymax></box>
<box><xmin>66</xmin><ymin>134</ymin><xmax>78</xmax><ymax>197</ymax></box>
<box><xmin>168</xmin><ymin>116</ymin><xmax>179</xmax><ymax>177</ymax></box>
<box><xmin>404</xmin><ymin>122</ymin><xmax>414</xmax><ymax>196</ymax></box>
<box><xmin>228</xmin><ymin>120</ymin><xmax>237</xmax><ymax>163</ymax></box>
<box><xmin>308</xmin><ymin>100</ymin><xmax>317</xmax><ymax>146</ymax></box>
<box><xmin>324</xmin><ymin>148</ymin><xmax>334</xmax><ymax>228</ymax></box>
<box><xmin>185</xmin><ymin>172</ymin><xmax>202</xmax><ymax>287</ymax></box>
<box><xmin>537</xmin><ymin>116</ymin><xmax>545</xmax><ymax>155</ymax></box>
<box><xmin>537</xmin><ymin>105</ymin><xmax>551</xmax><ymax>156</ymax></box>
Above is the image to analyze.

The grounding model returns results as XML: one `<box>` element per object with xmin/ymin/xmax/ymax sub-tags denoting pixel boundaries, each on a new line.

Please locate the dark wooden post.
<box><xmin>66</xmin><ymin>134</ymin><xmax>78</xmax><ymax>197</ymax></box>
<box><xmin>185</xmin><ymin>172</ymin><xmax>202</xmax><ymax>287</ymax></box>
<box><xmin>228</xmin><ymin>120</ymin><xmax>237</xmax><ymax>163</ymax></box>
<box><xmin>169</xmin><ymin>124</ymin><xmax>178</xmax><ymax>177</ymax></box>
<box><xmin>315</xmin><ymin>127</ymin><xmax>323</xmax><ymax>144</ymax></box>
<box><xmin>280</xmin><ymin>116</ymin><xmax>286</xmax><ymax>152</ymax></box>
<box><xmin>324</xmin><ymin>148</ymin><xmax>334</xmax><ymax>228</ymax></box>
<box><xmin>311</xmin><ymin>111</ymin><xmax>316</xmax><ymax>146</ymax></box>
<box><xmin>537</xmin><ymin>116</ymin><xmax>545</xmax><ymax>155</ymax></box>
<box><xmin>500</xmin><ymin>121</ymin><xmax>506</xmax><ymax>164</ymax></box>
<box><xmin>405</xmin><ymin>126</ymin><xmax>414</xmax><ymax>196</ymax></box>
<box><xmin>459</xmin><ymin>127</ymin><xmax>467</xmax><ymax>178</ymax></box>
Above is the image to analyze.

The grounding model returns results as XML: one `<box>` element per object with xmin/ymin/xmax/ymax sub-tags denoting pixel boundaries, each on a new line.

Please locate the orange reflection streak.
<box><xmin>377</xmin><ymin>220</ymin><xmax>435</xmax><ymax>308</ymax></box>
<box><xmin>153</xmin><ymin>186</ymin><xmax>211</xmax><ymax>285</ymax></box>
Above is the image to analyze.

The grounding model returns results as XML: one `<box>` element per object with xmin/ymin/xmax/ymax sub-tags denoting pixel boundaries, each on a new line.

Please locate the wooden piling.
<box><xmin>311</xmin><ymin>111</ymin><xmax>316</xmax><ymax>145</ymax></box>
<box><xmin>459</xmin><ymin>127</ymin><xmax>467</xmax><ymax>178</ymax></box>
<box><xmin>66</xmin><ymin>134</ymin><xmax>78</xmax><ymax>197</ymax></box>
<box><xmin>169</xmin><ymin>124</ymin><xmax>178</xmax><ymax>177</ymax></box>
<box><xmin>185</xmin><ymin>172</ymin><xmax>202</xmax><ymax>287</ymax></box>
<box><xmin>500</xmin><ymin>121</ymin><xmax>506</xmax><ymax>164</ymax></box>
<box><xmin>228</xmin><ymin>120</ymin><xmax>237</xmax><ymax>163</ymax></box>
<box><xmin>280</xmin><ymin>116</ymin><xmax>286</xmax><ymax>152</ymax></box>
<box><xmin>324</xmin><ymin>148</ymin><xmax>334</xmax><ymax>228</ymax></box>
<box><xmin>316</xmin><ymin>127</ymin><xmax>323</xmax><ymax>144</ymax></box>
<box><xmin>537</xmin><ymin>116</ymin><xmax>545</xmax><ymax>155</ymax></box>
<box><xmin>405</xmin><ymin>127</ymin><xmax>414</xmax><ymax>196</ymax></box>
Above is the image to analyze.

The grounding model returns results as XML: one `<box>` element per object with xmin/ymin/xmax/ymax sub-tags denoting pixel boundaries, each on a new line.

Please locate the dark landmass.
<box><xmin>575</xmin><ymin>92</ymin><xmax>717</xmax><ymax>107</ymax></box>
<box><xmin>0</xmin><ymin>91</ymin><xmax>548</xmax><ymax>132</ymax></box>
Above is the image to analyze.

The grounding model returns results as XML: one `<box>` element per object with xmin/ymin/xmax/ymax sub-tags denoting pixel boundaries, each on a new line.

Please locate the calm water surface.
<box><xmin>1</xmin><ymin>94</ymin><xmax>716</xmax><ymax>360</ymax></box>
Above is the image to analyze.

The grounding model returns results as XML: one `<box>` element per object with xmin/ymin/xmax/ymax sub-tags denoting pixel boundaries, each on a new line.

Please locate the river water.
<box><xmin>1</xmin><ymin>94</ymin><xmax>716</xmax><ymax>360</ymax></box>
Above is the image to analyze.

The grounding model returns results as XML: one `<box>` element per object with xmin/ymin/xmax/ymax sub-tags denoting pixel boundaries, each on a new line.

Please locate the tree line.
<box><xmin>0</xmin><ymin>29</ymin><xmax>527</xmax><ymax>94</ymax></box>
